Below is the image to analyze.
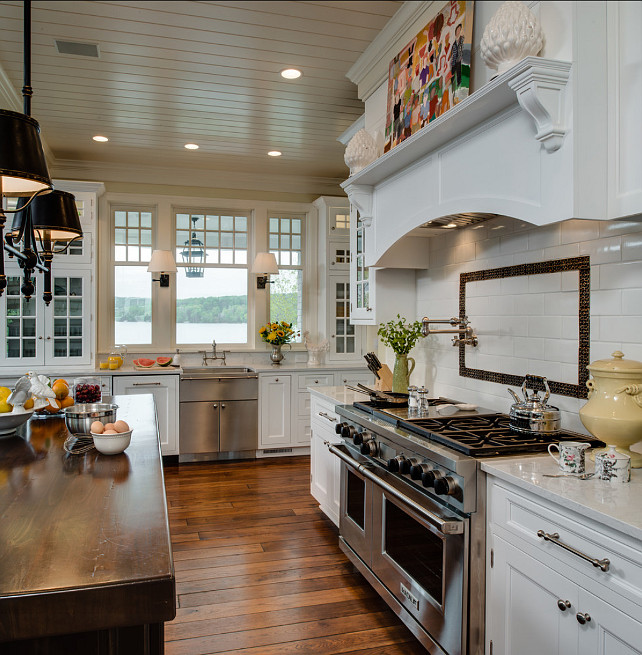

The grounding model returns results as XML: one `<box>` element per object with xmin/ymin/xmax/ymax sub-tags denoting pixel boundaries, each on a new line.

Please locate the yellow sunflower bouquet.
<box><xmin>258</xmin><ymin>321</ymin><xmax>299</xmax><ymax>346</ymax></box>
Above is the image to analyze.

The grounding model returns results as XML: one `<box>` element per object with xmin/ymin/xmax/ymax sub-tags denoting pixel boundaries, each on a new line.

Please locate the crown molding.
<box><xmin>346</xmin><ymin>1</ymin><xmax>435</xmax><ymax>101</ymax></box>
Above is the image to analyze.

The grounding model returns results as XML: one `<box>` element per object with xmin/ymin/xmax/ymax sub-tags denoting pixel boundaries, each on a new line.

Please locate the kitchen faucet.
<box><xmin>201</xmin><ymin>340</ymin><xmax>229</xmax><ymax>365</ymax></box>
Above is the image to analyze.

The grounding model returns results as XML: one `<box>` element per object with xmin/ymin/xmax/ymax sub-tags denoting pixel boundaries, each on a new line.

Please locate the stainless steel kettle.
<box><xmin>508</xmin><ymin>375</ymin><xmax>561</xmax><ymax>435</ymax></box>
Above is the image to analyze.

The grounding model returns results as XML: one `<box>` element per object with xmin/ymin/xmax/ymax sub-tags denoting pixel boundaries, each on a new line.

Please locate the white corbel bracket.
<box><xmin>346</xmin><ymin>184</ymin><xmax>374</xmax><ymax>227</ymax></box>
<box><xmin>508</xmin><ymin>60</ymin><xmax>572</xmax><ymax>153</ymax></box>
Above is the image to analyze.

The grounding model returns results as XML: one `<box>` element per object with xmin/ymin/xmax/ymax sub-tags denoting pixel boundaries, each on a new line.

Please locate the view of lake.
<box><xmin>115</xmin><ymin>322</ymin><xmax>248</xmax><ymax>345</ymax></box>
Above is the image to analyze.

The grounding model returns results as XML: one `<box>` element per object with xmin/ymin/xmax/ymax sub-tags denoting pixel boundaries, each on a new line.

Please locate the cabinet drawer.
<box><xmin>489</xmin><ymin>480</ymin><xmax>642</xmax><ymax>605</ymax></box>
<box><xmin>298</xmin><ymin>373</ymin><xmax>334</xmax><ymax>389</ymax></box>
<box><xmin>334</xmin><ymin>370</ymin><xmax>374</xmax><ymax>387</ymax></box>
<box><xmin>293</xmin><ymin>416</ymin><xmax>311</xmax><ymax>446</ymax></box>
<box><xmin>310</xmin><ymin>395</ymin><xmax>340</xmax><ymax>428</ymax></box>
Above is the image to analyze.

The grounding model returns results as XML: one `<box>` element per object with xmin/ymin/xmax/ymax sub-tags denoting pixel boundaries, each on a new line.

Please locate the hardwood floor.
<box><xmin>162</xmin><ymin>456</ymin><xmax>425</xmax><ymax>655</ymax></box>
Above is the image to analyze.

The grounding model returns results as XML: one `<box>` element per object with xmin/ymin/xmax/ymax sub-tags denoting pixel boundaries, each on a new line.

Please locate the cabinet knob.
<box><xmin>275</xmin><ymin>378</ymin><xmax>279</xmax><ymax>382</ymax></box>
<box><xmin>221</xmin><ymin>403</ymin><xmax>226</xmax><ymax>409</ymax></box>
<box><xmin>314</xmin><ymin>380</ymin><xmax>319</xmax><ymax>383</ymax></box>
<box><xmin>213</xmin><ymin>404</ymin><xmax>218</xmax><ymax>409</ymax></box>
<box><xmin>557</xmin><ymin>600</ymin><xmax>571</xmax><ymax>612</ymax></box>
<box><xmin>576</xmin><ymin>612</ymin><xmax>591</xmax><ymax>625</ymax></box>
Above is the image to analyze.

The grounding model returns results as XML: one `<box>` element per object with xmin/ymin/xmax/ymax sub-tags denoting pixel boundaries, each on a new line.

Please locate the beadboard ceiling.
<box><xmin>0</xmin><ymin>1</ymin><xmax>400</xmax><ymax>196</ymax></box>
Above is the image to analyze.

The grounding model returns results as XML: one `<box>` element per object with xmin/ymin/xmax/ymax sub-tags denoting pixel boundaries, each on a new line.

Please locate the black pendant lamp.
<box><xmin>9</xmin><ymin>191</ymin><xmax>82</xmax><ymax>303</ymax></box>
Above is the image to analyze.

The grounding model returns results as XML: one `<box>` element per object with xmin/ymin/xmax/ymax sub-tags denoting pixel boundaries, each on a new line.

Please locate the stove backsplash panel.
<box><xmin>410</xmin><ymin>216</ymin><xmax>642</xmax><ymax>435</ymax></box>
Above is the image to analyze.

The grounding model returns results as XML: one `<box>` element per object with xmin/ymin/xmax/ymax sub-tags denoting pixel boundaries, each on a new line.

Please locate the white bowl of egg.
<box><xmin>90</xmin><ymin>419</ymin><xmax>132</xmax><ymax>455</ymax></box>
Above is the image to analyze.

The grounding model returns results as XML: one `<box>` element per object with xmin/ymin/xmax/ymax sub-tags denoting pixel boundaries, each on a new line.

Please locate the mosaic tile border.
<box><xmin>458</xmin><ymin>256</ymin><xmax>591</xmax><ymax>399</ymax></box>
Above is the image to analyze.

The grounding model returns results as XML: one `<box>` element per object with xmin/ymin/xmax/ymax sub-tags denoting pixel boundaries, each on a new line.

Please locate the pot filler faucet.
<box><xmin>421</xmin><ymin>316</ymin><xmax>478</xmax><ymax>347</ymax></box>
<box><xmin>201</xmin><ymin>340</ymin><xmax>229</xmax><ymax>365</ymax></box>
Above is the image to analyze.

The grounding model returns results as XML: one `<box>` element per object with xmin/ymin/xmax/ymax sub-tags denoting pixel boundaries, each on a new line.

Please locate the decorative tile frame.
<box><xmin>459</xmin><ymin>256</ymin><xmax>590</xmax><ymax>398</ymax></box>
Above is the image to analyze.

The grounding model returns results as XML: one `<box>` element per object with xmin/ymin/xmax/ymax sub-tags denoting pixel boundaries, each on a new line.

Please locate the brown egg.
<box><xmin>91</xmin><ymin>421</ymin><xmax>105</xmax><ymax>434</ymax></box>
<box><xmin>114</xmin><ymin>420</ymin><xmax>130</xmax><ymax>433</ymax></box>
<box><xmin>103</xmin><ymin>423</ymin><xmax>116</xmax><ymax>431</ymax></box>
<box><xmin>102</xmin><ymin>429</ymin><xmax>119</xmax><ymax>435</ymax></box>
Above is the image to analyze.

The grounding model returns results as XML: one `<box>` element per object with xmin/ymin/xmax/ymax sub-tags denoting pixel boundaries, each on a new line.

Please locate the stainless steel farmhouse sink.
<box><xmin>180</xmin><ymin>367</ymin><xmax>256</xmax><ymax>379</ymax></box>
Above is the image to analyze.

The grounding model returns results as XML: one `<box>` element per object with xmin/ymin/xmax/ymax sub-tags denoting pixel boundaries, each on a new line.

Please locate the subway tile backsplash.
<box><xmin>413</xmin><ymin>216</ymin><xmax>642</xmax><ymax>434</ymax></box>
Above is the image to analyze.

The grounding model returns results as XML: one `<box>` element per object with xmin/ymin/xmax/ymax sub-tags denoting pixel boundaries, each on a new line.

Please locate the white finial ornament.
<box><xmin>344</xmin><ymin>129</ymin><xmax>377</xmax><ymax>176</ymax></box>
<box><xmin>480</xmin><ymin>1</ymin><xmax>544</xmax><ymax>75</ymax></box>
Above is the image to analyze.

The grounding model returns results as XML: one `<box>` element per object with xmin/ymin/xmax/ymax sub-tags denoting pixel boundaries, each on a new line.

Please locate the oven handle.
<box><xmin>328</xmin><ymin>443</ymin><xmax>464</xmax><ymax>535</ymax></box>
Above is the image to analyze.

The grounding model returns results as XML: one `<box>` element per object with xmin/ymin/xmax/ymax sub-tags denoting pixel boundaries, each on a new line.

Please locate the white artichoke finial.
<box><xmin>480</xmin><ymin>1</ymin><xmax>544</xmax><ymax>75</ymax></box>
<box><xmin>344</xmin><ymin>129</ymin><xmax>377</xmax><ymax>176</ymax></box>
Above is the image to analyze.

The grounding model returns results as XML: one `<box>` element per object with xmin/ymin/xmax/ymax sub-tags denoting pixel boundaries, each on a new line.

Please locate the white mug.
<box><xmin>548</xmin><ymin>441</ymin><xmax>591</xmax><ymax>473</ymax></box>
<box><xmin>595</xmin><ymin>445</ymin><xmax>631</xmax><ymax>483</ymax></box>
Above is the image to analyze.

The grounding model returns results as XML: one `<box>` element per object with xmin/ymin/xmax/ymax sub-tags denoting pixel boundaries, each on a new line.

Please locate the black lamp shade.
<box><xmin>0</xmin><ymin>109</ymin><xmax>52</xmax><ymax>193</ymax></box>
<box><xmin>13</xmin><ymin>189</ymin><xmax>83</xmax><ymax>241</ymax></box>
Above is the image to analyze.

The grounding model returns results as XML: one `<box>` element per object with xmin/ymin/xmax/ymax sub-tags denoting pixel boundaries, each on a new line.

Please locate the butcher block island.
<box><xmin>0</xmin><ymin>394</ymin><xmax>176</xmax><ymax>654</ymax></box>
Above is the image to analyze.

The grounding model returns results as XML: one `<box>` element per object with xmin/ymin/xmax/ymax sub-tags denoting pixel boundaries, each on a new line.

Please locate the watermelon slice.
<box><xmin>156</xmin><ymin>356</ymin><xmax>173</xmax><ymax>367</ymax></box>
<box><xmin>133</xmin><ymin>358</ymin><xmax>156</xmax><ymax>368</ymax></box>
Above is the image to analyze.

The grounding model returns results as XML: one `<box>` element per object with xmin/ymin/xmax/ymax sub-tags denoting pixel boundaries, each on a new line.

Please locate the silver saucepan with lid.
<box><xmin>508</xmin><ymin>375</ymin><xmax>561</xmax><ymax>435</ymax></box>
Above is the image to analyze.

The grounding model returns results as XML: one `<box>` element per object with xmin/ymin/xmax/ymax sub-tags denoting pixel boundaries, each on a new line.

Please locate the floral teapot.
<box><xmin>579</xmin><ymin>351</ymin><xmax>642</xmax><ymax>467</ymax></box>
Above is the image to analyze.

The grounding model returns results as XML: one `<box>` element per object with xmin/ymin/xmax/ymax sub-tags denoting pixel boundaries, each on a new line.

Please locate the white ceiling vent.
<box><xmin>55</xmin><ymin>40</ymin><xmax>99</xmax><ymax>58</ymax></box>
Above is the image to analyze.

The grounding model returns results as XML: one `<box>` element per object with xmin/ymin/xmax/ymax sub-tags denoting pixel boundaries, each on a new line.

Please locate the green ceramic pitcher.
<box><xmin>392</xmin><ymin>353</ymin><xmax>415</xmax><ymax>394</ymax></box>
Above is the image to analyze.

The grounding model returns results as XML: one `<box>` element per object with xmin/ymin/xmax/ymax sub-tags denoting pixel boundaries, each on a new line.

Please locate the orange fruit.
<box><xmin>61</xmin><ymin>396</ymin><xmax>74</xmax><ymax>409</ymax></box>
<box><xmin>44</xmin><ymin>399</ymin><xmax>62</xmax><ymax>414</ymax></box>
<box><xmin>52</xmin><ymin>379</ymin><xmax>69</xmax><ymax>400</ymax></box>
<box><xmin>23</xmin><ymin>397</ymin><xmax>34</xmax><ymax>410</ymax></box>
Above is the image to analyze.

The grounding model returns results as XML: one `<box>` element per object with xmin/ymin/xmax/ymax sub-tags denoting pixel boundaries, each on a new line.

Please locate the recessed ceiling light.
<box><xmin>92</xmin><ymin>135</ymin><xmax>108</xmax><ymax>142</ymax></box>
<box><xmin>267</xmin><ymin>151</ymin><xmax>282</xmax><ymax>157</ymax></box>
<box><xmin>184</xmin><ymin>143</ymin><xmax>199</xmax><ymax>150</ymax></box>
<box><xmin>280</xmin><ymin>68</ymin><xmax>301</xmax><ymax>80</ymax></box>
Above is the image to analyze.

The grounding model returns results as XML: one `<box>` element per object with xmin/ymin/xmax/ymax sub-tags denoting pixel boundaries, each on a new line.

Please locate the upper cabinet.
<box><xmin>0</xmin><ymin>181</ymin><xmax>104</xmax><ymax>371</ymax></box>
<box><xmin>342</xmin><ymin>1</ymin><xmax>642</xmax><ymax>266</ymax></box>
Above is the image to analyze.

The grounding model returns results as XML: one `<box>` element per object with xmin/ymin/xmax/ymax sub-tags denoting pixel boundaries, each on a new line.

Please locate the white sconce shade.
<box><xmin>147</xmin><ymin>250</ymin><xmax>177</xmax><ymax>273</ymax></box>
<box><xmin>147</xmin><ymin>250</ymin><xmax>176</xmax><ymax>287</ymax></box>
<box><xmin>252</xmin><ymin>252</ymin><xmax>278</xmax><ymax>289</ymax></box>
<box><xmin>252</xmin><ymin>252</ymin><xmax>278</xmax><ymax>274</ymax></box>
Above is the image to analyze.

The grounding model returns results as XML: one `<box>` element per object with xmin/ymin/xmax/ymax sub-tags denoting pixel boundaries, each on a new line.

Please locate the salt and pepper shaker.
<box><xmin>408</xmin><ymin>386</ymin><xmax>418</xmax><ymax>412</ymax></box>
<box><xmin>417</xmin><ymin>386</ymin><xmax>429</xmax><ymax>414</ymax></box>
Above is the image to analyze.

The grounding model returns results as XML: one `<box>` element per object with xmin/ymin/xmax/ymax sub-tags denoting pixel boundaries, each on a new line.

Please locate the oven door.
<box><xmin>337</xmin><ymin>448</ymin><xmax>372</xmax><ymax>566</ymax></box>
<box><xmin>371</xmin><ymin>471</ymin><xmax>468</xmax><ymax>655</ymax></box>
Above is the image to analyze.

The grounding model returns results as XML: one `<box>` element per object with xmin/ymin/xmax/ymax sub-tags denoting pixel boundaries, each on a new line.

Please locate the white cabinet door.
<box><xmin>577</xmin><ymin>589</ymin><xmax>642</xmax><ymax>655</ymax></box>
<box><xmin>349</xmin><ymin>205</ymin><xmax>375</xmax><ymax>324</ymax></box>
<box><xmin>310</xmin><ymin>427</ymin><xmax>329</xmax><ymax>507</ymax></box>
<box><xmin>327</xmin><ymin>273</ymin><xmax>362</xmax><ymax>361</ymax></box>
<box><xmin>112</xmin><ymin>374</ymin><xmax>179</xmax><ymax>456</ymax></box>
<box><xmin>488</xmin><ymin>533</ymin><xmax>578</xmax><ymax>655</ymax></box>
<box><xmin>259</xmin><ymin>374</ymin><xmax>291</xmax><ymax>448</ymax></box>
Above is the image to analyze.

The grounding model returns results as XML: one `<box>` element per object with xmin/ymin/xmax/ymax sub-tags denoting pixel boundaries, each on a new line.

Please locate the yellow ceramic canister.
<box><xmin>580</xmin><ymin>351</ymin><xmax>642</xmax><ymax>467</ymax></box>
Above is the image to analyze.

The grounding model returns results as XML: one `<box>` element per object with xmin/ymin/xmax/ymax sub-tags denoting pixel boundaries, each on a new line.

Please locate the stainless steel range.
<box><xmin>330</xmin><ymin>398</ymin><xmax>605</xmax><ymax>655</ymax></box>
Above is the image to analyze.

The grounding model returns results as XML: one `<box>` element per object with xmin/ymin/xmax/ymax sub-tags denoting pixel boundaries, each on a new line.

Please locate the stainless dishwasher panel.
<box><xmin>180</xmin><ymin>401</ymin><xmax>220</xmax><ymax>455</ymax></box>
<box><xmin>179</xmin><ymin>376</ymin><xmax>258</xmax><ymax>402</ymax></box>
<box><xmin>220</xmin><ymin>399</ymin><xmax>258</xmax><ymax>452</ymax></box>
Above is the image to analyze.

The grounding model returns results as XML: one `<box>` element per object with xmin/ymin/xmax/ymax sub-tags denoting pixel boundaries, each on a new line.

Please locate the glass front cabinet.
<box><xmin>349</xmin><ymin>205</ymin><xmax>375</xmax><ymax>324</ymax></box>
<box><xmin>1</xmin><ymin>269</ymin><xmax>92</xmax><ymax>367</ymax></box>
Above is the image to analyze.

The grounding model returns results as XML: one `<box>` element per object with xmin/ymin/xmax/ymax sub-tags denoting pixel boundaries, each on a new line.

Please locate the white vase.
<box><xmin>480</xmin><ymin>1</ymin><xmax>544</xmax><ymax>75</ymax></box>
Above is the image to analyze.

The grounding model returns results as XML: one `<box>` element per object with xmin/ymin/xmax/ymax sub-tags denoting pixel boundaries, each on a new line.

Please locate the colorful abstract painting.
<box><xmin>384</xmin><ymin>1</ymin><xmax>475</xmax><ymax>153</ymax></box>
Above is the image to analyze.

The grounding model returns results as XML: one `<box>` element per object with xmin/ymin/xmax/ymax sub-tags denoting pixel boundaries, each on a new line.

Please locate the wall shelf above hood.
<box><xmin>343</xmin><ymin>57</ymin><xmax>571</xmax><ymax>191</ymax></box>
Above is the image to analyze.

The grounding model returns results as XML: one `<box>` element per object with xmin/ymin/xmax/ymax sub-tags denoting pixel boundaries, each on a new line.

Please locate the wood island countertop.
<box><xmin>0</xmin><ymin>394</ymin><xmax>175</xmax><ymax>649</ymax></box>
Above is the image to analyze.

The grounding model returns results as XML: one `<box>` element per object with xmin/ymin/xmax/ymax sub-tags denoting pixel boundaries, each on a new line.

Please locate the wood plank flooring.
<box><xmin>163</xmin><ymin>456</ymin><xmax>425</xmax><ymax>655</ymax></box>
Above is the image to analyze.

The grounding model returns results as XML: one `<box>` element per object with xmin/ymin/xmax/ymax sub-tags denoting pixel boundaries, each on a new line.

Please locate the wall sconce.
<box><xmin>147</xmin><ymin>250</ymin><xmax>177</xmax><ymax>287</ymax></box>
<box><xmin>252</xmin><ymin>252</ymin><xmax>278</xmax><ymax>289</ymax></box>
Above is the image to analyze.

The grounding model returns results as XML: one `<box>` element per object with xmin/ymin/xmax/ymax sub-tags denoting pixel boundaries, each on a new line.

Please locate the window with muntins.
<box><xmin>269</xmin><ymin>213</ymin><xmax>304</xmax><ymax>341</ymax></box>
<box><xmin>113</xmin><ymin>207</ymin><xmax>153</xmax><ymax>345</ymax></box>
<box><xmin>174</xmin><ymin>210</ymin><xmax>250</xmax><ymax>345</ymax></box>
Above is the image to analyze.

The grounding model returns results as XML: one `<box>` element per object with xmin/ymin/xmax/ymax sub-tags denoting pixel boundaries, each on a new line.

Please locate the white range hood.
<box><xmin>342</xmin><ymin>2</ymin><xmax>642</xmax><ymax>268</ymax></box>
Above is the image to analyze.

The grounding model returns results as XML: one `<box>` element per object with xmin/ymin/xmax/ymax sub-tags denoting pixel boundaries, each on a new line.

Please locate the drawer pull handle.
<box><xmin>133</xmin><ymin>382</ymin><xmax>162</xmax><ymax>386</ymax></box>
<box><xmin>318</xmin><ymin>411</ymin><xmax>337</xmax><ymax>423</ymax></box>
<box><xmin>537</xmin><ymin>530</ymin><xmax>610</xmax><ymax>572</ymax></box>
<box><xmin>576</xmin><ymin>612</ymin><xmax>591</xmax><ymax>625</ymax></box>
<box><xmin>557</xmin><ymin>599</ymin><xmax>571</xmax><ymax>612</ymax></box>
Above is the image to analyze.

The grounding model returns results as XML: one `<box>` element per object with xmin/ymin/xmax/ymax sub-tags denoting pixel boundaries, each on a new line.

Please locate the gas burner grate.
<box><xmin>398</xmin><ymin>414</ymin><xmax>605</xmax><ymax>457</ymax></box>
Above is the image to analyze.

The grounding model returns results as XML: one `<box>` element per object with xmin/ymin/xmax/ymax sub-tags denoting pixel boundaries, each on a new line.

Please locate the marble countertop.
<box><xmin>482</xmin><ymin>455</ymin><xmax>642</xmax><ymax>540</ymax></box>
<box><xmin>308</xmin><ymin>385</ymin><xmax>368</xmax><ymax>404</ymax></box>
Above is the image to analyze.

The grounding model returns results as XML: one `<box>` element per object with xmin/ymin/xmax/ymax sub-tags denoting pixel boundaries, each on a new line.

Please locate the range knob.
<box><xmin>410</xmin><ymin>462</ymin><xmax>432</xmax><ymax>480</ymax></box>
<box><xmin>387</xmin><ymin>455</ymin><xmax>406</xmax><ymax>472</ymax></box>
<box><xmin>400</xmin><ymin>457</ymin><xmax>420</xmax><ymax>475</ymax></box>
<box><xmin>360</xmin><ymin>438</ymin><xmax>378</xmax><ymax>456</ymax></box>
<box><xmin>421</xmin><ymin>469</ymin><xmax>442</xmax><ymax>488</ymax></box>
<box><xmin>341</xmin><ymin>424</ymin><xmax>357</xmax><ymax>439</ymax></box>
<box><xmin>335</xmin><ymin>422</ymin><xmax>348</xmax><ymax>435</ymax></box>
<box><xmin>353</xmin><ymin>431</ymin><xmax>368</xmax><ymax>446</ymax></box>
<box><xmin>433</xmin><ymin>476</ymin><xmax>459</xmax><ymax>496</ymax></box>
